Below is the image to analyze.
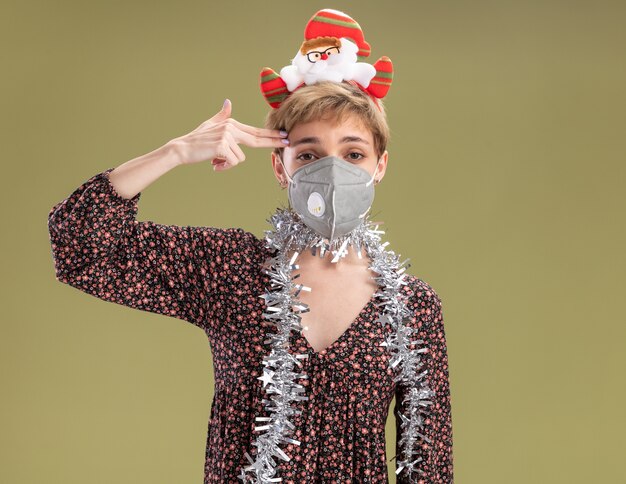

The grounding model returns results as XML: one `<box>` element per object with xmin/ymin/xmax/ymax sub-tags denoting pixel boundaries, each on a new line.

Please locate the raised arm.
<box><xmin>47</xmin><ymin>162</ymin><xmax>253</xmax><ymax>327</ymax></box>
<box><xmin>47</xmin><ymin>99</ymin><xmax>289</xmax><ymax>328</ymax></box>
<box><xmin>393</xmin><ymin>282</ymin><xmax>453</xmax><ymax>483</ymax></box>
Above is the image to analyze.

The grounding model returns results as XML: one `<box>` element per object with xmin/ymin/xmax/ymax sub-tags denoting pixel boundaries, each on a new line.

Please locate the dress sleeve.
<box><xmin>393</xmin><ymin>283</ymin><xmax>453</xmax><ymax>483</ymax></box>
<box><xmin>47</xmin><ymin>167</ymin><xmax>261</xmax><ymax>328</ymax></box>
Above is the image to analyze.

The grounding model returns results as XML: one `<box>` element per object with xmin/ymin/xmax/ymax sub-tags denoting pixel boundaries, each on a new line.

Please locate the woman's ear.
<box><xmin>375</xmin><ymin>150</ymin><xmax>389</xmax><ymax>184</ymax></box>
<box><xmin>271</xmin><ymin>151</ymin><xmax>288</xmax><ymax>188</ymax></box>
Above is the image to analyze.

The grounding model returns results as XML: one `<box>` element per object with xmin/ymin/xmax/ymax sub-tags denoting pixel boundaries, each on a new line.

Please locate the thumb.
<box><xmin>214</xmin><ymin>98</ymin><xmax>232</xmax><ymax>120</ymax></box>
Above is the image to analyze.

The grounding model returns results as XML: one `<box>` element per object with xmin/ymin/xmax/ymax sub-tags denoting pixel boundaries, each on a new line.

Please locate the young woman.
<box><xmin>48</xmin><ymin>10</ymin><xmax>453</xmax><ymax>484</ymax></box>
<box><xmin>48</xmin><ymin>84</ymin><xmax>452</xmax><ymax>483</ymax></box>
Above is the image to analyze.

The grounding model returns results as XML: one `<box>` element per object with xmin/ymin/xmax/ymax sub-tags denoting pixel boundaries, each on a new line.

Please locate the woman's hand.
<box><xmin>167</xmin><ymin>99</ymin><xmax>290</xmax><ymax>171</ymax></box>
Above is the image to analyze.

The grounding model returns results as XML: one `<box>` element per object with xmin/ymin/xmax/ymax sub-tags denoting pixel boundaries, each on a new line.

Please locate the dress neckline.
<box><xmin>297</xmin><ymin>290</ymin><xmax>379</xmax><ymax>357</ymax></box>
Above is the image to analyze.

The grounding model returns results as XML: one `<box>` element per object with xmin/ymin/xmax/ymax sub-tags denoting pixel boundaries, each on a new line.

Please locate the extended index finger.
<box><xmin>229</xmin><ymin>119</ymin><xmax>287</xmax><ymax>139</ymax></box>
<box><xmin>234</xmin><ymin>127</ymin><xmax>291</xmax><ymax>149</ymax></box>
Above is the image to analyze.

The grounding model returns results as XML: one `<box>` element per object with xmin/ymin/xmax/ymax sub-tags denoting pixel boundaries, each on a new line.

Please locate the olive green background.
<box><xmin>2</xmin><ymin>0</ymin><xmax>624</xmax><ymax>482</ymax></box>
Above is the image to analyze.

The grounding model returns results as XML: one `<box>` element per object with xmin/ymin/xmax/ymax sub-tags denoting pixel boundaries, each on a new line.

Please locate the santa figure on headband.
<box><xmin>260</xmin><ymin>8</ymin><xmax>394</xmax><ymax>108</ymax></box>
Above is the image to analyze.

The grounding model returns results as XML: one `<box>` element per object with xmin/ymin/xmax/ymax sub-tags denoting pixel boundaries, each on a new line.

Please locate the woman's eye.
<box><xmin>297</xmin><ymin>153</ymin><xmax>316</xmax><ymax>162</ymax></box>
<box><xmin>347</xmin><ymin>152</ymin><xmax>364</xmax><ymax>161</ymax></box>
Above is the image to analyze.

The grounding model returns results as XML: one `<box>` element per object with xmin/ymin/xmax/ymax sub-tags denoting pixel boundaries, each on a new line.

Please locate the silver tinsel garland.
<box><xmin>238</xmin><ymin>206</ymin><xmax>435</xmax><ymax>482</ymax></box>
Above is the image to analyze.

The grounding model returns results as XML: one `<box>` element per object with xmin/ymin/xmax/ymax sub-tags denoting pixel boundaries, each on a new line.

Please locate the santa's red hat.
<box><xmin>303</xmin><ymin>8</ymin><xmax>371</xmax><ymax>60</ymax></box>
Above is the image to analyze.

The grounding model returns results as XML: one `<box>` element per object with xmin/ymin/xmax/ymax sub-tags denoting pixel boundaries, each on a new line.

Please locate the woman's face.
<box><xmin>271</xmin><ymin>114</ymin><xmax>388</xmax><ymax>187</ymax></box>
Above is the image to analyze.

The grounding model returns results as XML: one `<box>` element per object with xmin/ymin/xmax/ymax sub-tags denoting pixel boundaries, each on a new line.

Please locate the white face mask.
<box><xmin>280</xmin><ymin>155</ymin><xmax>381</xmax><ymax>241</ymax></box>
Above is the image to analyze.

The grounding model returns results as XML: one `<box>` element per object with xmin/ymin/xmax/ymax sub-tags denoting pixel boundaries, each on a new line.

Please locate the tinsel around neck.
<box><xmin>262</xmin><ymin>204</ymin><xmax>385</xmax><ymax>264</ymax></box>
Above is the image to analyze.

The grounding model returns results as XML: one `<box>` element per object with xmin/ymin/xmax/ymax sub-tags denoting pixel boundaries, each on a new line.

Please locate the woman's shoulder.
<box><xmin>402</xmin><ymin>273</ymin><xmax>444</xmax><ymax>322</ymax></box>
<box><xmin>403</xmin><ymin>273</ymin><xmax>441</xmax><ymax>300</ymax></box>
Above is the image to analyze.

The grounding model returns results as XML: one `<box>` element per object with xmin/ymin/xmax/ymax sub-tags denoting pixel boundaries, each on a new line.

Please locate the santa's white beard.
<box><xmin>309</xmin><ymin>60</ymin><xmax>329</xmax><ymax>74</ymax></box>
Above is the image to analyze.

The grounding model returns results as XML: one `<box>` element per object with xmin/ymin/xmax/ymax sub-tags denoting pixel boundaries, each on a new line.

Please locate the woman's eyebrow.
<box><xmin>291</xmin><ymin>136</ymin><xmax>370</xmax><ymax>146</ymax></box>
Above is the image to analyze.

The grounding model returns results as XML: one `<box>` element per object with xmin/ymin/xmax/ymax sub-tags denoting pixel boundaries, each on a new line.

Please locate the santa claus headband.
<box><xmin>259</xmin><ymin>8</ymin><xmax>394</xmax><ymax>111</ymax></box>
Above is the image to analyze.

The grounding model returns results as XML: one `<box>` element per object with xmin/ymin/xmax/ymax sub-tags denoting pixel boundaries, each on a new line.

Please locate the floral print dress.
<box><xmin>47</xmin><ymin>168</ymin><xmax>453</xmax><ymax>483</ymax></box>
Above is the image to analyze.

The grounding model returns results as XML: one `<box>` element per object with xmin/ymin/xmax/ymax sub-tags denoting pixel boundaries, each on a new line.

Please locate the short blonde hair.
<box><xmin>264</xmin><ymin>81</ymin><xmax>390</xmax><ymax>159</ymax></box>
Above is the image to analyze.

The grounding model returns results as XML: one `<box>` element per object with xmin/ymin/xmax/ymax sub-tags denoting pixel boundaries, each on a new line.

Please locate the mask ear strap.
<box><xmin>366</xmin><ymin>157</ymin><xmax>382</xmax><ymax>187</ymax></box>
<box><xmin>279</xmin><ymin>156</ymin><xmax>294</xmax><ymax>184</ymax></box>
